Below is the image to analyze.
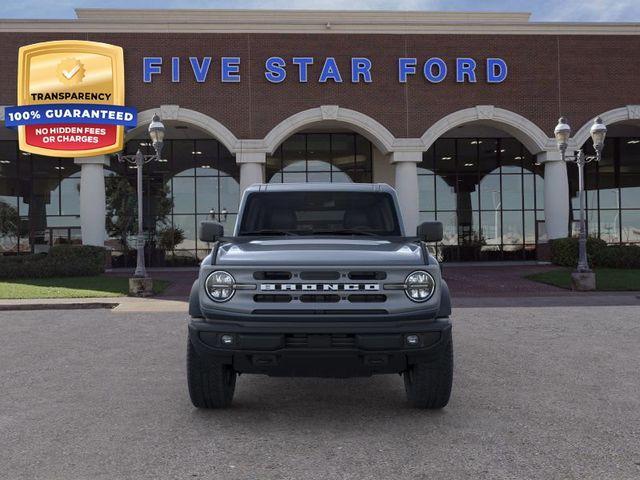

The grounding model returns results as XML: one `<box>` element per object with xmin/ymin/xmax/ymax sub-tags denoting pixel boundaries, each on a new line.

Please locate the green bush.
<box><xmin>593</xmin><ymin>244</ymin><xmax>640</xmax><ymax>268</ymax></box>
<box><xmin>0</xmin><ymin>245</ymin><xmax>106</xmax><ymax>279</ymax></box>
<box><xmin>550</xmin><ymin>237</ymin><xmax>640</xmax><ymax>268</ymax></box>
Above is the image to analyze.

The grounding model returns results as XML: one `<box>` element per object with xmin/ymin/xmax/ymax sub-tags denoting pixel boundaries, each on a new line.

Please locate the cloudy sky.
<box><xmin>0</xmin><ymin>0</ymin><xmax>639</xmax><ymax>22</ymax></box>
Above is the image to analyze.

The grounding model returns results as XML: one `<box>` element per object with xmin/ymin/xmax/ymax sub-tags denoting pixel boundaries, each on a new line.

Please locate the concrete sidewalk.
<box><xmin>1</xmin><ymin>291</ymin><xmax>638</xmax><ymax>312</ymax></box>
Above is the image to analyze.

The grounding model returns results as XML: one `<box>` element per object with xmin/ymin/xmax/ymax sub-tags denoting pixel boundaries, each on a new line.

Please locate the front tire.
<box><xmin>187</xmin><ymin>338</ymin><xmax>236</xmax><ymax>408</ymax></box>
<box><xmin>404</xmin><ymin>339</ymin><xmax>453</xmax><ymax>409</ymax></box>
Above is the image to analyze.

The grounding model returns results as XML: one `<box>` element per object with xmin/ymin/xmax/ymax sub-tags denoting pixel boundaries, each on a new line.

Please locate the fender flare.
<box><xmin>437</xmin><ymin>279</ymin><xmax>452</xmax><ymax>318</ymax></box>
<box><xmin>188</xmin><ymin>279</ymin><xmax>203</xmax><ymax>318</ymax></box>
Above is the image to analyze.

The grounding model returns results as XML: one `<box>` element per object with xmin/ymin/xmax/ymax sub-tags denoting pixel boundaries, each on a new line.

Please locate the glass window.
<box><xmin>434</xmin><ymin>139</ymin><xmax>456</xmax><ymax>176</ymax></box>
<box><xmin>500</xmin><ymin>138</ymin><xmax>523</xmax><ymax>174</ymax></box>
<box><xmin>479</xmin><ymin>175</ymin><xmax>501</xmax><ymax>211</ymax></box>
<box><xmin>238</xmin><ymin>191</ymin><xmax>402</xmax><ymax>236</ymax></box>
<box><xmin>0</xmin><ymin>141</ymin><xmax>18</xmax><ymax>177</ymax></box>
<box><xmin>418</xmin><ymin>175</ymin><xmax>435</xmax><ymax>211</ymax></box>
<box><xmin>60</xmin><ymin>177</ymin><xmax>80</xmax><ymax>215</ymax></box>
<box><xmin>307</xmin><ymin>134</ymin><xmax>331</xmax><ymax>172</ymax></box>
<box><xmin>501</xmin><ymin>175</ymin><xmax>523</xmax><ymax>210</ymax></box>
<box><xmin>173</xmin><ymin>140</ymin><xmax>195</xmax><ymax>176</ymax></box>
<box><xmin>266</xmin><ymin>133</ymin><xmax>371</xmax><ymax>185</ymax></box>
<box><xmin>282</xmin><ymin>134</ymin><xmax>306</xmax><ymax>172</ymax></box>
<box><xmin>599</xmin><ymin>209</ymin><xmax>620</xmax><ymax>243</ymax></box>
<box><xmin>195</xmin><ymin>177</ymin><xmax>218</xmax><ymax>215</ymax></box>
<box><xmin>621</xmin><ymin>210</ymin><xmax>640</xmax><ymax>243</ymax></box>
<box><xmin>477</xmin><ymin>139</ymin><xmax>498</xmax><ymax>174</ymax></box>
<box><xmin>172</xmin><ymin>177</ymin><xmax>195</xmax><ymax>214</ymax></box>
<box><xmin>502</xmin><ymin>211</ymin><xmax>524</xmax><ymax>247</ymax></box>
<box><xmin>620</xmin><ymin>174</ymin><xmax>640</xmax><ymax>209</ymax></box>
<box><xmin>171</xmin><ymin>214</ymin><xmax>196</xmax><ymax>251</ymax></box>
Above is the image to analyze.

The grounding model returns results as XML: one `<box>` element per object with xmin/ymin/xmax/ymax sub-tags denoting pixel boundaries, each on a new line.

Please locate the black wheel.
<box><xmin>187</xmin><ymin>338</ymin><xmax>237</xmax><ymax>408</ymax></box>
<box><xmin>404</xmin><ymin>339</ymin><xmax>453</xmax><ymax>409</ymax></box>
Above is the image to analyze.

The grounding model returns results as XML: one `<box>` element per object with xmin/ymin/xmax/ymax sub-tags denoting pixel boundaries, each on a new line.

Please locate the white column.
<box><xmin>74</xmin><ymin>155</ymin><xmax>109</xmax><ymax>246</ymax></box>
<box><xmin>237</xmin><ymin>151</ymin><xmax>266</xmax><ymax>193</ymax></box>
<box><xmin>538</xmin><ymin>151</ymin><xmax>569</xmax><ymax>239</ymax></box>
<box><xmin>391</xmin><ymin>151</ymin><xmax>421</xmax><ymax>235</ymax></box>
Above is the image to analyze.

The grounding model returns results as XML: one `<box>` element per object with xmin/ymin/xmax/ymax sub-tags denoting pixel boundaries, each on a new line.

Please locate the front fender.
<box><xmin>437</xmin><ymin>279</ymin><xmax>451</xmax><ymax>318</ymax></box>
<box><xmin>188</xmin><ymin>279</ymin><xmax>203</xmax><ymax>318</ymax></box>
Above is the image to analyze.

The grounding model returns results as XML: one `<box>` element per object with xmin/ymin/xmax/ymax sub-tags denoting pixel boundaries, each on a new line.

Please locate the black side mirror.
<box><xmin>417</xmin><ymin>221</ymin><xmax>443</xmax><ymax>242</ymax></box>
<box><xmin>198</xmin><ymin>221</ymin><xmax>224</xmax><ymax>243</ymax></box>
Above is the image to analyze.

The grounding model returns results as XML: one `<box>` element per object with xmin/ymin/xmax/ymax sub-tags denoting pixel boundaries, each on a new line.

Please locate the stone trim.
<box><xmin>127</xmin><ymin>106</ymin><xmax>240</xmax><ymax>154</ymax></box>
<box><xmin>2</xmin><ymin>10</ymin><xmax>640</xmax><ymax>35</ymax></box>
<box><xmin>420</xmin><ymin>105</ymin><xmax>554</xmax><ymax>154</ymax></box>
<box><xmin>263</xmin><ymin>105</ymin><xmax>396</xmax><ymax>155</ymax></box>
<box><xmin>571</xmin><ymin>105</ymin><xmax>640</xmax><ymax>148</ymax></box>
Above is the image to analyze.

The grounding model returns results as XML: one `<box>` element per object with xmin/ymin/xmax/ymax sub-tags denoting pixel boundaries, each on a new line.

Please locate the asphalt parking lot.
<box><xmin>1</xmin><ymin>306</ymin><xmax>639</xmax><ymax>480</ymax></box>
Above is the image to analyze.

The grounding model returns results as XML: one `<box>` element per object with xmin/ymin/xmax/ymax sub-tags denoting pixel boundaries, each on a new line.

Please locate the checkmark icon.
<box><xmin>62</xmin><ymin>64</ymin><xmax>80</xmax><ymax>79</ymax></box>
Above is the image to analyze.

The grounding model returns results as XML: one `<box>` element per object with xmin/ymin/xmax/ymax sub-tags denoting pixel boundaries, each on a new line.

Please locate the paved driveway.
<box><xmin>1</xmin><ymin>306</ymin><xmax>639</xmax><ymax>479</ymax></box>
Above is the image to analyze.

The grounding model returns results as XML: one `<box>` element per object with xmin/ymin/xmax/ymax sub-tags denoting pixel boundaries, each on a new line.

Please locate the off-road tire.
<box><xmin>187</xmin><ymin>338</ymin><xmax>236</xmax><ymax>408</ymax></box>
<box><xmin>404</xmin><ymin>339</ymin><xmax>453</xmax><ymax>409</ymax></box>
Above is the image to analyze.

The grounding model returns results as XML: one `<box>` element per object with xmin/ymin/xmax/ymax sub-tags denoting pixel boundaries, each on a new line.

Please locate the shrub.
<box><xmin>157</xmin><ymin>226</ymin><xmax>185</xmax><ymax>252</ymax></box>
<box><xmin>0</xmin><ymin>245</ymin><xmax>106</xmax><ymax>279</ymax></box>
<box><xmin>550</xmin><ymin>237</ymin><xmax>640</xmax><ymax>268</ymax></box>
<box><xmin>593</xmin><ymin>244</ymin><xmax>640</xmax><ymax>268</ymax></box>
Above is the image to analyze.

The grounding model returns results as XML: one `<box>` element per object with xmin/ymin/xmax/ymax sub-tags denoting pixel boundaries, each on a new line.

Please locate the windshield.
<box><xmin>238</xmin><ymin>191</ymin><xmax>402</xmax><ymax>236</ymax></box>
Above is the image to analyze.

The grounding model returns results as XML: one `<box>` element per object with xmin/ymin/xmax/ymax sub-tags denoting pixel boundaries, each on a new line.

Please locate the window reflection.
<box><xmin>419</xmin><ymin>137</ymin><xmax>543</xmax><ymax>261</ymax></box>
<box><xmin>568</xmin><ymin>137</ymin><xmax>640</xmax><ymax>244</ymax></box>
<box><xmin>266</xmin><ymin>133</ymin><xmax>372</xmax><ymax>184</ymax></box>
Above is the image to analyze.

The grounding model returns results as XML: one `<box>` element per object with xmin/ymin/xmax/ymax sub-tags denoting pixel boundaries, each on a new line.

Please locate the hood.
<box><xmin>216</xmin><ymin>238</ymin><xmax>424</xmax><ymax>266</ymax></box>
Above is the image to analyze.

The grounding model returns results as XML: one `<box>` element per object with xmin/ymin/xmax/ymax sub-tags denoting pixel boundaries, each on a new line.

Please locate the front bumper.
<box><xmin>188</xmin><ymin>317</ymin><xmax>452</xmax><ymax>377</ymax></box>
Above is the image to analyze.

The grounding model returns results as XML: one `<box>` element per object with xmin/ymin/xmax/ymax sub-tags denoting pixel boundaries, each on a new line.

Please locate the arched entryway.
<box><xmin>418</xmin><ymin>107</ymin><xmax>554</xmax><ymax>261</ymax></box>
<box><xmin>110</xmin><ymin>117</ymin><xmax>241</xmax><ymax>266</ymax></box>
<box><xmin>0</xmin><ymin>126</ymin><xmax>85</xmax><ymax>255</ymax></box>
<box><xmin>569</xmin><ymin>107</ymin><xmax>640</xmax><ymax>245</ymax></box>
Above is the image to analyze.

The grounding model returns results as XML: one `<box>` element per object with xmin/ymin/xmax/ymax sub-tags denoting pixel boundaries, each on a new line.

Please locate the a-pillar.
<box><xmin>237</xmin><ymin>151</ymin><xmax>265</xmax><ymax>193</ymax></box>
<box><xmin>74</xmin><ymin>155</ymin><xmax>109</xmax><ymax>246</ymax></box>
<box><xmin>391</xmin><ymin>150</ymin><xmax>422</xmax><ymax>235</ymax></box>
<box><xmin>538</xmin><ymin>151</ymin><xmax>569</xmax><ymax>239</ymax></box>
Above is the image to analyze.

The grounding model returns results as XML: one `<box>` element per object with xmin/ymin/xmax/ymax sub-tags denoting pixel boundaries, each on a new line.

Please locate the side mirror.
<box><xmin>417</xmin><ymin>221</ymin><xmax>443</xmax><ymax>242</ymax></box>
<box><xmin>198</xmin><ymin>221</ymin><xmax>224</xmax><ymax>243</ymax></box>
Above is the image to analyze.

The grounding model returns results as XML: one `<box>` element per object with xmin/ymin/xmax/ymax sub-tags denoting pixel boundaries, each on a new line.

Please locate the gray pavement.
<box><xmin>1</xmin><ymin>306</ymin><xmax>639</xmax><ymax>480</ymax></box>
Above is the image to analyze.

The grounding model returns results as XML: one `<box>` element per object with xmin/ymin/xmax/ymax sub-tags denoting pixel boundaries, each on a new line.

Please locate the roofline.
<box><xmin>0</xmin><ymin>9</ymin><xmax>638</xmax><ymax>35</ymax></box>
<box><xmin>246</xmin><ymin>183</ymin><xmax>394</xmax><ymax>193</ymax></box>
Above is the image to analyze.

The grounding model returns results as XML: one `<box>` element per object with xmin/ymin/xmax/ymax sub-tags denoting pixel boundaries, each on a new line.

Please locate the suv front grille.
<box><xmin>285</xmin><ymin>334</ymin><xmax>356</xmax><ymax>349</ymax></box>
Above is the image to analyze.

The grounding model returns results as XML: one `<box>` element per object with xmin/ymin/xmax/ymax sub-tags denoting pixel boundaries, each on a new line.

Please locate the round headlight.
<box><xmin>405</xmin><ymin>270</ymin><xmax>436</xmax><ymax>302</ymax></box>
<box><xmin>205</xmin><ymin>271</ymin><xmax>235</xmax><ymax>302</ymax></box>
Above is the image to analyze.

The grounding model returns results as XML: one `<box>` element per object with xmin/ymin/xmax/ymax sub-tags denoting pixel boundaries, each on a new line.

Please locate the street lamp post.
<box><xmin>553</xmin><ymin>116</ymin><xmax>607</xmax><ymax>289</ymax></box>
<box><xmin>117</xmin><ymin>114</ymin><xmax>165</xmax><ymax>293</ymax></box>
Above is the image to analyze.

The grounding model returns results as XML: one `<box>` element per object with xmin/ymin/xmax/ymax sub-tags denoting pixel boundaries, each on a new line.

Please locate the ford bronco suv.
<box><xmin>187</xmin><ymin>183</ymin><xmax>453</xmax><ymax>409</ymax></box>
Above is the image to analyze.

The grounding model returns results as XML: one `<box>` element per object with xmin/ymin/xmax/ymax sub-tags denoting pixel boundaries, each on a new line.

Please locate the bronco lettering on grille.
<box><xmin>260</xmin><ymin>283</ymin><xmax>380</xmax><ymax>291</ymax></box>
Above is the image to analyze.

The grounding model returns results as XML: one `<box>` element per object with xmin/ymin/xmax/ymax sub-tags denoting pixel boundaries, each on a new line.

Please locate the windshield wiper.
<box><xmin>240</xmin><ymin>229</ymin><xmax>300</xmax><ymax>236</ymax></box>
<box><xmin>311</xmin><ymin>229</ymin><xmax>382</xmax><ymax>237</ymax></box>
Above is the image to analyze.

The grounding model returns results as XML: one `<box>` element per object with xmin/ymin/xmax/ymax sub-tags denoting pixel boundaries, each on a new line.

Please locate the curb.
<box><xmin>0</xmin><ymin>302</ymin><xmax>119</xmax><ymax>312</ymax></box>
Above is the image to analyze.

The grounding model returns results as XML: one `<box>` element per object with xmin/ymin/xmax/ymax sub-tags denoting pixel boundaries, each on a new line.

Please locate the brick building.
<box><xmin>0</xmin><ymin>9</ymin><xmax>639</xmax><ymax>264</ymax></box>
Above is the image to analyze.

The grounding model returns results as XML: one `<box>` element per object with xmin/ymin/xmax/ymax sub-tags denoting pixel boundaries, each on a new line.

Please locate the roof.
<box><xmin>0</xmin><ymin>9</ymin><xmax>639</xmax><ymax>35</ymax></box>
<box><xmin>246</xmin><ymin>183</ymin><xmax>396</xmax><ymax>193</ymax></box>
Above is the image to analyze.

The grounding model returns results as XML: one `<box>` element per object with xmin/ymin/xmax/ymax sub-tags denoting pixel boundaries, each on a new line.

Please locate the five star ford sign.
<box><xmin>4</xmin><ymin>40</ymin><xmax>137</xmax><ymax>158</ymax></box>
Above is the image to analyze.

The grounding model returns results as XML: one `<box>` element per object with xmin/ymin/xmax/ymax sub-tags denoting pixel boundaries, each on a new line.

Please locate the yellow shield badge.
<box><xmin>6</xmin><ymin>40</ymin><xmax>135</xmax><ymax>158</ymax></box>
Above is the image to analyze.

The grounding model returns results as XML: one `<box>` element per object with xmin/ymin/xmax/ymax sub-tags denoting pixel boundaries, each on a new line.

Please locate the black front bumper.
<box><xmin>188</xmin><ymin>317</ymin><xmax>452</xmax><ymax>378</ymax></box>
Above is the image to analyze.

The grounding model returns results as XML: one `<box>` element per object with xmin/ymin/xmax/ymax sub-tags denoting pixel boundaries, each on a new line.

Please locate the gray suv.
<box><xmin>188</xmin><ymin>183</ymin><xmax>453</xmax><ymax>409</ymax></box>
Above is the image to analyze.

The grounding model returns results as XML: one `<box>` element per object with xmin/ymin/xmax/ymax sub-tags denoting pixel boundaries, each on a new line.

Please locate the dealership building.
<box><xmin>0</xmin><ymin>9</ymin><xmax>639</xmax><ymax>264</ymax></box>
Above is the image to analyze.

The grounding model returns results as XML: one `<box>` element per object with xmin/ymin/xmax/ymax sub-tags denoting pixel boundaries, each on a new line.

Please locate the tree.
<box><xmin>105</xmin><ymin>176</ymin><xmax>173</xmax><ymax>252</ymax></box>
<box><xmin>0</xmin><ymin>201</ymin><xmax>21</xmax><ymax>250</ymax></box>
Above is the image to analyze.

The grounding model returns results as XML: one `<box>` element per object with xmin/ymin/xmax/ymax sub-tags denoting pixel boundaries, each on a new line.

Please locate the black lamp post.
<box><xmin>553</xmin><ymin>116</ymin><xmax>607</xmax><ymax>284</ymax></box>
<box><xmin>117</xmin><ymin>113</ymin><xmax>165</xmax><ymax>279</ymax></box>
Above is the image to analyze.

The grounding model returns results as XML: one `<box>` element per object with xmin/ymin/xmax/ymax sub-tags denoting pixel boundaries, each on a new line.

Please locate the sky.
<box><xmin>0</xmin><ymin>0</ymin><xmax>639</xmax><ymax>22</ymax></box>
